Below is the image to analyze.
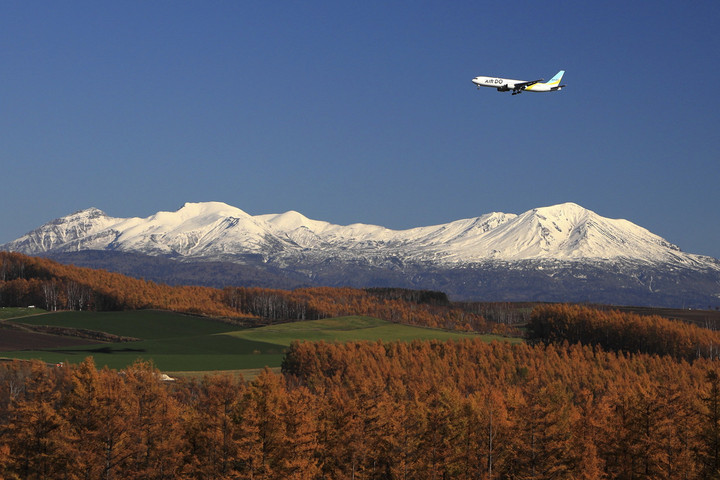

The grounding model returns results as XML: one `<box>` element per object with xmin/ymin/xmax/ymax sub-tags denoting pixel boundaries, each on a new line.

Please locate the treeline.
<box><xmin>0</xmin><ymin>252</ymin><xmax>244</xmax><ymax>318</ymax></box>
<box><xmin>1</xmin><ymin>252</ymin><xmax>519</xmax><ymax>335</ymax></box>
<box><xmin>4</xmin><ymin>340</ymin><xmax>720</xmax><ymax>479</ymax></box>
<box><xmin>363</xmin><ymin>287</ymin><xmax>450</xmax><ymax>305</ymax></box>
<box><xmin>528</xmin><ymin>303</ymin><xmax>720</xmax><ymax>360</ymax></box>
<box><xmin>223</xmin><ymin>286</ymin><xmax>517</xmax><ymax>335</ymax></box>
<box><xmin>454</xmin><ymin>301</ymin><xmax>535</xmax><ymax>324</ymax></box>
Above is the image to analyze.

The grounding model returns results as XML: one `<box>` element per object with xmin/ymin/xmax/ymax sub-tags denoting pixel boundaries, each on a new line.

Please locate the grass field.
<box><xmin>3</xmin><ymin>310</ymin><xmax>517</xmax><ymax>373</ymax></box>
<box><xmin>225</xmin><ymin>316</ymin><xmax>505</xmax><ymax>344</ymax></box>
<box><xmin>0</xmin><ymin>307</ymin><xmax>48</xmax><ymax>320</ymax></box>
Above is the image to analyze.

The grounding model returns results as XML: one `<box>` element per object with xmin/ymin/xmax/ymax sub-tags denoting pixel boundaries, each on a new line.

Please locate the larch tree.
<box><xmin>181</xmin><ymin>373</ymin><xmax>244</xmax><ymax>479</ymax></box>
<box><xmin>278</xmin><ymin>386</ymin><xmax>321</xmax><ymax>480</ymax></box>
<box><xmin>237</xmin><ymin>367</ymin><xmax>287</xmax><ymax>480</ymax></box>
<box><xmin>3</xmin><ymin>361</ymin><xmax>73</xmax><ymax>479</ymax></box>
<box><xmin>122</xmin><ymin>360</ymin><xmax>185</xmax><ymax>480</ymax></box>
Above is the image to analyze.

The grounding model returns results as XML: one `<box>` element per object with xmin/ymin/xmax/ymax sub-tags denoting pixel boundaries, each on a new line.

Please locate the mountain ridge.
<box><xmin>3</xmin><ymin>201</ymin><xmax>718</xmax><ymax>266</ymax></box>
<box><xmin>3</xmin><ymin>201</ymin><xmax>719</xmax><ymax>307</ymax></box>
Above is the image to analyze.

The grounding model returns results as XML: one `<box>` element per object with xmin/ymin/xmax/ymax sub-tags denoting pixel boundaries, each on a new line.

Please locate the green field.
<box><xmin>3</xmin><ymin>310</ymin><xmax>516</xmax><ymax>373</ymax></box>
<box><xmin>225</xmin><ymin>316</ymin><xmax>493</xmax><ymax>344</ymax></box>
<box><xmin>0</xmin><ymin>307</ymin><xmax>48</xmax><ymax>320</ymax></box>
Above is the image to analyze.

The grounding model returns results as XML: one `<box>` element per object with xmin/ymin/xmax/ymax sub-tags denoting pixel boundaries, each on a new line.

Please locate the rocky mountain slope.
<box><xmin>3</xmin><ymin>202</ymin><xmax>719</xmax><ymax>307</ymax></box>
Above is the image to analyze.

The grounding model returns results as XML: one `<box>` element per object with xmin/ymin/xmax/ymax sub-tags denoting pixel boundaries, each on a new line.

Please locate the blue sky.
<box><xmin>2</xmin><ymin>1</ymin><xmax>719</xmax><ymax>258</ymax></box>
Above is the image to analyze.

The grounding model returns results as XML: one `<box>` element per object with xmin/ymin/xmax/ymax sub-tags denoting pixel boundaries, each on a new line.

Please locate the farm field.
<box><xmin>2</xmin><ymin>310</ymin><xmax>513</xmax><ymax>373</ymax></box>
<box><xmin>0</xmin><ymin>307</ymin><xmax>47</xmax><ymax>320</ymax></box>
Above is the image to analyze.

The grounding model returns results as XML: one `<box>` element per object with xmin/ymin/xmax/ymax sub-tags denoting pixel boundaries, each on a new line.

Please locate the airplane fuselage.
<box><xmin>472</xmin><ymin>71</ymin><xmax>565</xmax><ymax>94</ymax></box>
<box><xmin>472</xmin><ymin>76</ymin><xmax>525</xmax><ymax>91</ymax></box>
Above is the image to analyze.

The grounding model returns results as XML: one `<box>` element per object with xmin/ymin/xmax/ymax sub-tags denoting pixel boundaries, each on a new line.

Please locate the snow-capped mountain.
<box><xmin>1</xmin><ymin>201</ymin><xmax>710</xmax><ymax>266</ymax></box>
<box><xmin>3</xmin><ymin>201</ymin><xmax>719</xmax><ymax>307</ymax></box>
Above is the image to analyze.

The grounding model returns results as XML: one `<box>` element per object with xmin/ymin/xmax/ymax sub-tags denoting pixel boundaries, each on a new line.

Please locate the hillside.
<box><xmin>0</xmin><ymin>251</ymin><xmax>244</xmax><ymax>318</ymax></box>
<box><xmin>0</xmin><ymin>252</ymin><xmax>508</xmax><ymax>335</ymax></box>
<box><xmin>2</xmin><ymin>312</ymin><xmax>487</xmax><ymax>371</ymax></box>
<box><xmin>5</xmin><ymin>259</ymin><xmax>720</xmax><ymax>478</ymax></box>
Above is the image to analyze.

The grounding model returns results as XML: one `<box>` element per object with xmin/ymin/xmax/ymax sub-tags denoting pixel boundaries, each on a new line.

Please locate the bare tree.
<box><xmin>42</xmin><ymin>281</ymin><xmax>60</xmax><ymax>311</ymax></box>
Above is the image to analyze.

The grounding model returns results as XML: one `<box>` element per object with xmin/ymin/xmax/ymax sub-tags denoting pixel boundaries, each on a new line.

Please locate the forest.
<box><xmin>528</xmin><ymin>303</ymin><xmax>720</xmax><ymax>361</ymax></box>
<box><xmin>0</xmin><ymin>252</ymin><xmax>516</xmax><ymax>335</ymax></box>
<box><xmin>3</xmin><ymin>339</ymin><xmax>720</xmax><ymax>479</ymax></box>
<box><xmin>5</xmin><ymin>251</ymin><xmax>720</xmax><ymax>478</ymax></box>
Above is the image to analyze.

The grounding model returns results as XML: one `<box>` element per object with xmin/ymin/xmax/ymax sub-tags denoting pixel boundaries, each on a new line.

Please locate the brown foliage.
<box><xmin>2</xmin><ymin>252</ymin><xmax>519</xmax><ymax>336</ymax></box>
<box><xmin>528</xmin><ymin>303</ymin><xmax>720</xmax><ymax>360</ymax></box>
<box><xmin>0</xmin><ymin>252</ymin><xmax>251</xmax><ymax>318</ymax></box>
<box><xmin>223</xmin><ymin>285</ymin><xmax>519</xmax><ymax>335</ymax></box>
<box><xmin>3</xmin><ymin>340</ymin><xmax>720</xmax><ymax>479</ymax></box>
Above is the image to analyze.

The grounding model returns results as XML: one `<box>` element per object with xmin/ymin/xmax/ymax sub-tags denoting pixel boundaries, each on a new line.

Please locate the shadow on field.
<box><xmin>48</xmin><ymin>346</ymin><xmax>147</xmax><ymax>354</ymax></box>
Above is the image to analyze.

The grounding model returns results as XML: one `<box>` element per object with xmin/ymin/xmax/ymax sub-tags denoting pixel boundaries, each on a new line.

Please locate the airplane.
<box><xmin>472</xmin><ymin>70</ymin><xmax>565</xmax><ymax>95</ymax></box>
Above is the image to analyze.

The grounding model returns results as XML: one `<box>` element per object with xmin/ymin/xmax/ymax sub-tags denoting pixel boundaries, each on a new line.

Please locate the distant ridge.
<box><xmin>3</xmin><ymin>202</ymin><xmax>720</xmax><ymax>307</ymax></box>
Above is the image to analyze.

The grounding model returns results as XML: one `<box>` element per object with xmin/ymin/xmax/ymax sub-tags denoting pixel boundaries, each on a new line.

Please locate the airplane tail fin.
<box><xmin>547</xmin><ymin>70</ymin><xmax>564</xmax><ymax>84</ymax></box>
<box><xmin>546</xmin><ymin>70</ymin><xmax>565</xmax><ymax>88</ymax></box>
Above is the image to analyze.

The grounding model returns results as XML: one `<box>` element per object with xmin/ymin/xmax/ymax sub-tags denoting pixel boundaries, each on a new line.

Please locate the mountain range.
<box><xmin>3</xmin><ymin>201</ymin><xmax>720</xmax><ymax>308</ymax></box>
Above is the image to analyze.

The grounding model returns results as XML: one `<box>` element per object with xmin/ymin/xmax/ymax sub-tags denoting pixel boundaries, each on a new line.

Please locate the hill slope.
<box><xmin>4</xmin><ymin>312</ymin><xmax>484</xmax><ymax>371</ymax></box>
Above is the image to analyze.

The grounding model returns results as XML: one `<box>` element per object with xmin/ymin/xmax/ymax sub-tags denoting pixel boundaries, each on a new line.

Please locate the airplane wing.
<box><xmin>510</xmin><ymin>78</ymin><xmax>543</xmax><ymax>95</ymax></box>
<box><xmin>513</xmin><ymin>79</ymin><xmax>543</xmax><ymax>90</ymax></box>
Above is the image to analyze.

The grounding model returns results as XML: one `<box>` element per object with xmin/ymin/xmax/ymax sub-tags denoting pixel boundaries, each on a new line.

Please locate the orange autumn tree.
<box><xmin>0</xmin><ymin>252</ymin><xmax>250</xmax><ymax>318</ymax></box>
<box><xmin>528</xmin><ymin>303</ymin><xmax>720</xmax><ymax>360</ymax></box>
<box><xmin>3</xmin><ymin>252</ymin><xmax>513</xmax><ymax>334</ymax></box>
<box><xmin>223</xmin><ymin>285</ymin><xmax>515</xmax><ymax>334</ymax></box>
<box><xmin>4</xmin><ymin>338</ymin><xmax>720</xmax><ymax>478</ymax></box>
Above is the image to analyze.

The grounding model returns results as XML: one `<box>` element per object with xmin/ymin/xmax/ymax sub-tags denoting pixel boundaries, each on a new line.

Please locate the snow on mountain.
<box><xmin>103</xmin><ymin>202</ymin><xmax>290</xmax><ymax>257</ymax></box>
<box><xmin>259</xmin><ymin>210</ymin><xmax>330</xmax><ymax>232</ymax></box>
<box><xmin>3</xmin><ymin>208</ymin><xmax>122</xmax><ymax>254</ymax></box>
<box><xmin>437</xmin><ymin>203</ymin><xmax>690</xmax><ymax>264</ymax></box>
<box><xmin>2</xmin><ymin>201</ymin><xmax>716</xmax><ymax>271</ymax></box>
<box><xmin>257</xmin><ymin>211</ymin><xmax>334</xmax><ymax>249</ymax></box>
